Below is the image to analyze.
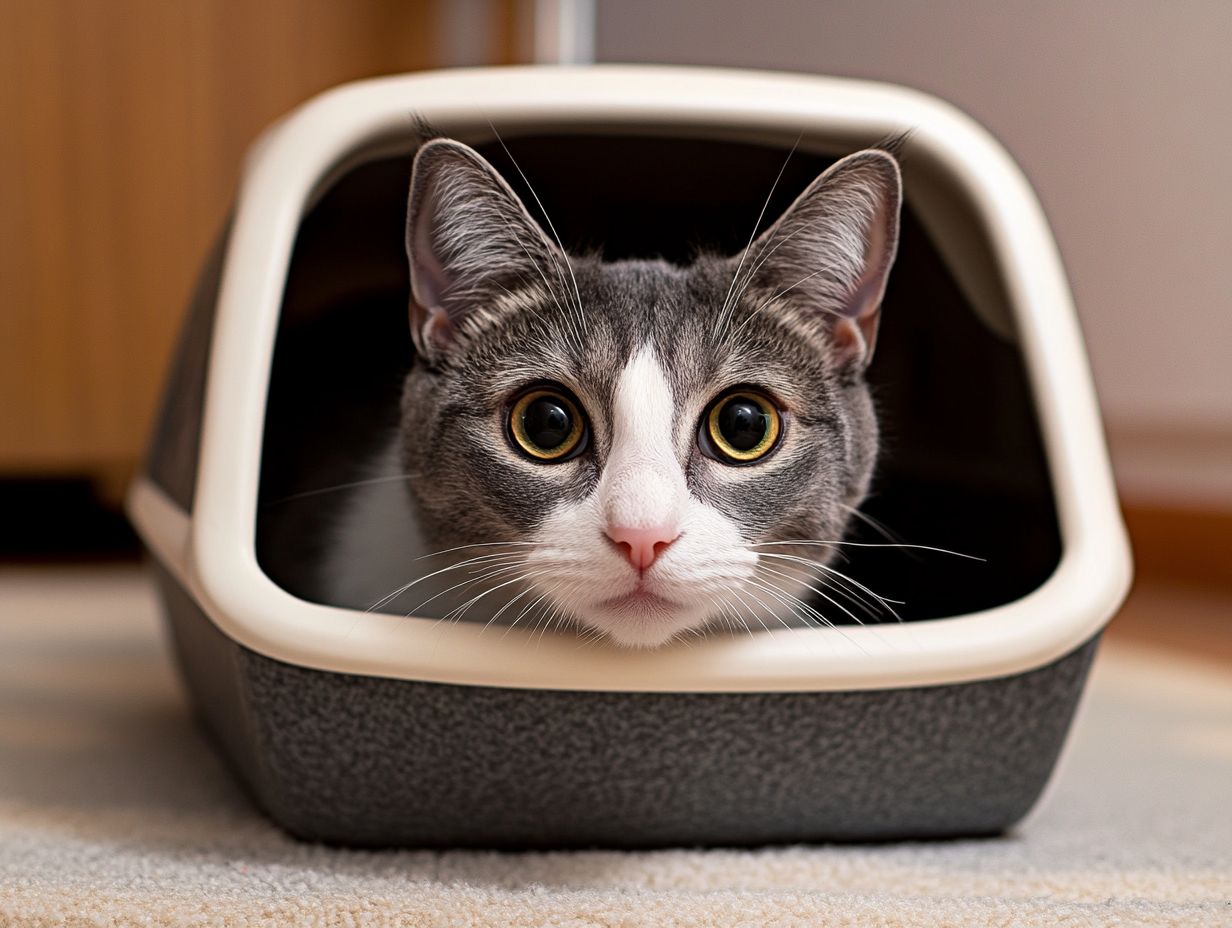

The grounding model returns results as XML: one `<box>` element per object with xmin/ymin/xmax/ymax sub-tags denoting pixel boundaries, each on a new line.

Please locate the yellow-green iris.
<box><xmin>706</xmin><ymin>391</ymin><xmax>781</xmax><ymax>463</ymax></box>
<box><xmin>509</xmin><ymin>389</ymin><xmax>586</xmax><ymax>461</ymax></box>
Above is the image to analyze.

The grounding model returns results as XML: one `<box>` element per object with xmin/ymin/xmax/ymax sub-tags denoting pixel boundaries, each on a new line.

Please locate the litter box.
<box><xmin>127</xmin><ymin>65</ymin><xmax>1132</xmax><ymax>848</ymax></box>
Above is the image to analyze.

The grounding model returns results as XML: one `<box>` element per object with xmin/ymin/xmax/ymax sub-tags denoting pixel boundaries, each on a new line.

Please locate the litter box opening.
<box><xmin>253</xmin><ymin>131</ymin><xmax>1061</xmax><ymax>626</ymax></box>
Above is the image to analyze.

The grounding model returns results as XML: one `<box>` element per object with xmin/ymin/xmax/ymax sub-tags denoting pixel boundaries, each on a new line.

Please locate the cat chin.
<box><xmin>580</xmin><ymin>596</ymin><xmax>713</xmax><ymax>649</ymax></box>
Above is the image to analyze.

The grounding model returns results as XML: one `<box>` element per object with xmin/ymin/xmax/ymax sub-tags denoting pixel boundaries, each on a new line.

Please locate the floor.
<box><xmin>0</xmin><ymin>564</ymin><xmax>1229</xmax><ymax>927</ymax></box>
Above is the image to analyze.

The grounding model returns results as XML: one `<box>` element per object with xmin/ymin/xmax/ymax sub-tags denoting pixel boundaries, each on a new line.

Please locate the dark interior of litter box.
<box><xmin>254</xmin><ymin>133</ymin><xmax>1062</xmax><ymax>625</ymax></box>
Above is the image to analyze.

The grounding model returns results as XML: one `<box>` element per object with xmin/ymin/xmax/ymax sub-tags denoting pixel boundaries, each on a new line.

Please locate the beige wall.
<box><xmin>597</xmin><ymin>0</ymin><xmax>1232</xmax><ymax>505</ymax></box>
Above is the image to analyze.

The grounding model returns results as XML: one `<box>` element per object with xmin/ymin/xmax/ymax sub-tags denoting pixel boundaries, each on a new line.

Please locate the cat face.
<box><xmin>399</xmin><ymin>139</ymin><xmax>901</xmax><ymax>647</ymax></box>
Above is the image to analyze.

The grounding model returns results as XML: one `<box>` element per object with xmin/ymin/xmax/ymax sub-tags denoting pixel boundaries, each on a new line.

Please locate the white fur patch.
<box><xmin>600</xmin><ymin>345</ymin><xmax>687</xmax><ymax>532</ymax></box>
<box><xmin>319</xmin><ymin>435</ymin><xmax>430</xmax><ymax>611</ymax></box>
<box><xmin>524</xmin><ymin>345</ymin><xmax>760</xmax><ymax>647</ymax></box>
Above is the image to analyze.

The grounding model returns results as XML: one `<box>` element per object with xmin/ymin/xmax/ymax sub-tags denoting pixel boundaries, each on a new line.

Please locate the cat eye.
<box><xmin>701</xmin><ymin>390</ymin><xmax>782</xmax><ymax>464</ymax></box>
<box><xmin>508</xmin><ymin>387</ymin><xmax>588</xmax><ymax>462</ymax></box>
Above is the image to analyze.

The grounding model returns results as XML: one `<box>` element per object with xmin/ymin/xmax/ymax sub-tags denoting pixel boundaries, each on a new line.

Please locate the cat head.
<box><xmin>400</xmin><ymin>138</ymin><xmax>901</xmax><ymax>647</ymax></box>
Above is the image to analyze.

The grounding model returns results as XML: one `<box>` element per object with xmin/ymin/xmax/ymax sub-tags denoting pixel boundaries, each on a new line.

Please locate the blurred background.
<box><xmin>1</xmin><ymin>0</ymin><xmax>1227</xmax><ymax>656</ymax></box>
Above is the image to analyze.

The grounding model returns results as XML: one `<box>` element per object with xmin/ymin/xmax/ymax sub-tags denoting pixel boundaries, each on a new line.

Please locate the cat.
<box><xmin>320</xmin><ymin>135</ymin><xmax>902</xmax><ymax>649</ymax></box>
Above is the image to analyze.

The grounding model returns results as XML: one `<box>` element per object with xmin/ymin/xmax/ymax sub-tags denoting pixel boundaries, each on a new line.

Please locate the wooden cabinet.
<box><xmin>0</xmin><ymin>0</ymin><xmax>443</xmax><ymax>490</ymax></box>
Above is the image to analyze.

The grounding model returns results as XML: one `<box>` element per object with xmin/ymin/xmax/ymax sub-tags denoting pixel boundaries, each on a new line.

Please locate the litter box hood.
<box><xmin>129</xmin><ymin>65</ymin><xmax>1130</xmax><ymax>694</ymax></box>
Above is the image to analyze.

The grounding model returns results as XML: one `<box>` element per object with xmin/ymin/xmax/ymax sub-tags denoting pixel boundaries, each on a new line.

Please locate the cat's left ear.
<box><xmin>735</xmin><ymin>149</ymin><xmax>902</xmax><ymax>369</ymax></box>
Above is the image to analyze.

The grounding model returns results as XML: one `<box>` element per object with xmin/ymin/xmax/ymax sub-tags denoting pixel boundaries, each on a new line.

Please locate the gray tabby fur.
<box><xmin>323</xmin><ymin>138</ymin><xmax>902</xmax><ymax>648</ymax></box>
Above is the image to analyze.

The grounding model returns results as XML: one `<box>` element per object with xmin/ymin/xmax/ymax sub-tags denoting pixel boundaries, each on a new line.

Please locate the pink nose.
<box><xmin>605</xmin><ymin>524</ymin><xmax>680</xmax><ymax>571</ymax></box>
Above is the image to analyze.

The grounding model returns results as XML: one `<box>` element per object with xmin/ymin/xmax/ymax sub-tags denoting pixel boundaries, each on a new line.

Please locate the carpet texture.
<box><xmin>1</xmin><ymin>567</ymin><xmax>1229</xmax><ymax>927</ymax></box>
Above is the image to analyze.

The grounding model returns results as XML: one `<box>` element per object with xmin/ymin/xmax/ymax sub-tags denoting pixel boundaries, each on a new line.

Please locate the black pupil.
<box><xmin>718</xmin><ymin>398</ymin><xmax>768</xmax><ymax>451</ymax></box>
<box><xmin>523</xmin><ymin>396</ymin><xmax>573</xmax><ymax>451</ymax></box>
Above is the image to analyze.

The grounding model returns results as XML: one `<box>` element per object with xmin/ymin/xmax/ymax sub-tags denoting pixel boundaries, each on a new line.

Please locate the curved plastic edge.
<box><xmin>129</xmin><ymin>65</ymin><xmax>1132</xmax><ymax>694</ymax></box>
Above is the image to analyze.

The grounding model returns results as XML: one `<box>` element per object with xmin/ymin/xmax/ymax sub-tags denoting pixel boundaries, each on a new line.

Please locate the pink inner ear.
<box><xmin>421</xmin><ymin>304</ymin><xmax>453</xmax><ymax>348</ymax></box>
<box><xmin>835</xmin><ymin>185</ymin><xmax>896</xmax><ymax>365</ymax></box>
<box><xmin>410</xmin><ymin>193</ymin><xmax>450</xmax><ymax>313</ymax></box>
<box><xmin>832</xmin><ymin>315</ymin><xmax>868</xmax><ymax>363</ymax></box>
<box><xmin>408</xmin><ymin>184</ymin><xmax>458</xmax><ymax>355</ymax></box>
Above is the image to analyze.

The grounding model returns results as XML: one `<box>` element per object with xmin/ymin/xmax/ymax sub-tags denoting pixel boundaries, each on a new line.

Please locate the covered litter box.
<box><xmin>128</xmin><ymin>66</ymin><xmax>1131</xmax><ymax>847</ymax></box>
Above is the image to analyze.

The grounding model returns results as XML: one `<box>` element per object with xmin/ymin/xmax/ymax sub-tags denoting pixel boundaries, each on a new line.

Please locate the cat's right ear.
<box><xmin>406</xmin><ymin>139</ymin><xmax>562</xmax><ymax>362</ymax></box>
<box><xmin>734</xmin><ymin>149</ymin><xmax>902</xmax><ymax>370</ymax></box>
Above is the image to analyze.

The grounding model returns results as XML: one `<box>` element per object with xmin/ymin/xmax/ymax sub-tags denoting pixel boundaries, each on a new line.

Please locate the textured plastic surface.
<box><xmin>157</xmin><ymin>565</ymin><xmax>1097</xmax><ymax>848</ymax></box>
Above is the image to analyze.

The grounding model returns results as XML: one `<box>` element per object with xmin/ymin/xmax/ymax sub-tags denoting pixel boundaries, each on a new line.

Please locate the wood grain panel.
<box><xmin>0</xmin><ymin>0</ymin><xmax>439</xmax><ymax>477</ymax></box>
<box><xmin>1122</xmin><ymin>504</ymin><xmax>1232</xmax><ymax>593</ymax></box>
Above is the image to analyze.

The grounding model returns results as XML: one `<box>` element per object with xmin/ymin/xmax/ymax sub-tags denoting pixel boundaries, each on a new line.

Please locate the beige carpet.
<box><xmin>1</xmin><ymin>566</ymin><xmax>1229</xmax><ymax>927</ymax></box>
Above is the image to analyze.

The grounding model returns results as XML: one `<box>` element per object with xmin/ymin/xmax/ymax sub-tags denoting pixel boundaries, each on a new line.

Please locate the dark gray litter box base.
<box><xmin>156</xmin><ymin>565</ymin><xmax>1097</xmax><ymax>849</ymax></box>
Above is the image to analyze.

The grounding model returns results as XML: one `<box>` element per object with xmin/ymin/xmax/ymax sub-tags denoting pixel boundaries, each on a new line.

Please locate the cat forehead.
<box><xmin>537</xmin><ymin>258</ymin><xmax>736</xmax><ymax>353</ymax></box>
<box><xmin>578</xmin><ymin>258</ymin><xmax>702</xmax><ymax>331</ymax></box>
<box><xmin>481</xmin><ymin>292</ymin><xmax>775</xmax><ymax>383</ymax></box>
<box><xmin>460</xmin><ymin>256</ymin><xmax>833</xmax><ymax>411</ymax></box>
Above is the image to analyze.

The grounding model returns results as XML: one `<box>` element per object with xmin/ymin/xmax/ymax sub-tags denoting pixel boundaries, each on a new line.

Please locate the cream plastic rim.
<box><xmin>127</xmin><ymin>65</ymin><xmax>1131</xmax><ymax>693</ymax></box>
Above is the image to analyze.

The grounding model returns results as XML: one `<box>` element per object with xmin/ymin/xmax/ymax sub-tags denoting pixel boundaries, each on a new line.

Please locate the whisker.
<box><xmin>366</xmin><ymin>552</ymin><xmax>527</xmax><ymax>613</ymax></box>
<box><xmin>728</xmin><ymin>584</ymin><xmax>779</xmax><ymax>639</ymax></box>
<box><xmin>442</xmin><ymin>569</ymin><xmax>552</xmax><ymax>624</ymax></box>
<box><xmin>536</xmin><ymin>607</ymin><xmax>564</xmax><ymax>649</ymax></box>
<box><xmin>721</xmin><ymin>596</ymin><xmax>747</xmax><ymax>635</ymax></box>
<box><xmin>728</xmin><ymin>266</ymin><xmax>842</xmax><ymax>340</ymax></box>
<box><xmin>714</xmin><ymin>132</ymin><xmax>803</xmax><ymax>339</ymax></box>
<box><xmin>571</xmin><ymin>621</ymin><xmax>609</xmax><ymax>651</ymax></box>
<box><xmin>837</xmin><ymin>502</ymin><xmax>910</xmax><ymax>547</ymax></box>
<box><xmin>742</xmin><ymin>578</ymin><xmax>824</xmax><ymax>636</ymax></box>
<box><xmin>487</xmin><ymin>122</ymin><xmax>587</xmax><ymax>342</ymax></box>
<box><xmin>501</xmin><ymin>589</ymin><xmax>556</xmax><ymax>640</ymax></box>
<box><xmin>404</xmin><ymin>559</ymin><xmax>530</xmax><ymax>617</ymax></box>
<box><xmin>417</xmin><ymin>540</ymin><xmax>541</xmax><ymax>560</ymax></box>
<box><xmin>807</xmin><ymin>560</ymin><xmax>906</xmax><ymax>608</ymax></box>
<box><xmin>669</xmin><ymin>628</ymin><xmax>695</xmax><ymax>650</ymax></box>
<box><xmin>492</xmin><ymin>214</ymin><xmax>584</xmax><ymax>352</ymax></box>
<box><xmin>499</xmin><ymin>587</ymin><xmax>553</xmax><ymax>636</ymax></box>
<box><xmin>756</xmin><ymin>551</ymin><xmax>903</xmax><ymax>606</ymax></box>
<box><xmin>794</xmin><ymin>566</ymin><xmax>893</xmax><ymax>620</ymax></box>
<box><xmin>711</xmin><ymin>594</ymin><xmax>744</xmax><ymax>636</ymax></box>
<box><xmin>756</xmin><ymin>562</ymin><xmax>867</xmax><ymax>625</ymax></box>
<box><xmin>482</xmin><ymin>582</ymin><xmax>545</xmax><ymax>631</ymax></box>
<box><xmin>743</xmin><ymin>577</ymin><xmax>833</xmax><ymax>630</ymax></box>
<box><xmin>531</xmin><ymin>600</ymin><xmax>566</xmax><ymax>649</ymax></box>
<box><xmin>748</xmin><ymin>540</ymin><xmax>984</xmax><ymax>560</ymax></box>
<box><xmin>721</xmin><ymin>196</ymin><xmax>835</xmax><ymax>341</ymax></box>
<box><xmin>757</xmin><ymin>551</ymin><xmax>906</xmax><ymax>622</ymax></box>
<box><xmin>722</xmin><ymin>585</ymin><xmax>758</xmax><ymax>636</ymax></box>
<box><xmin>746</xmin><ymin>577</ymin><xmax>872</xmax><ymax>654</ymax></box>
<box><xmin>263</xmin><ymin>473</ymin><xmax>418</xmax><ymax>506</ymax></box>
